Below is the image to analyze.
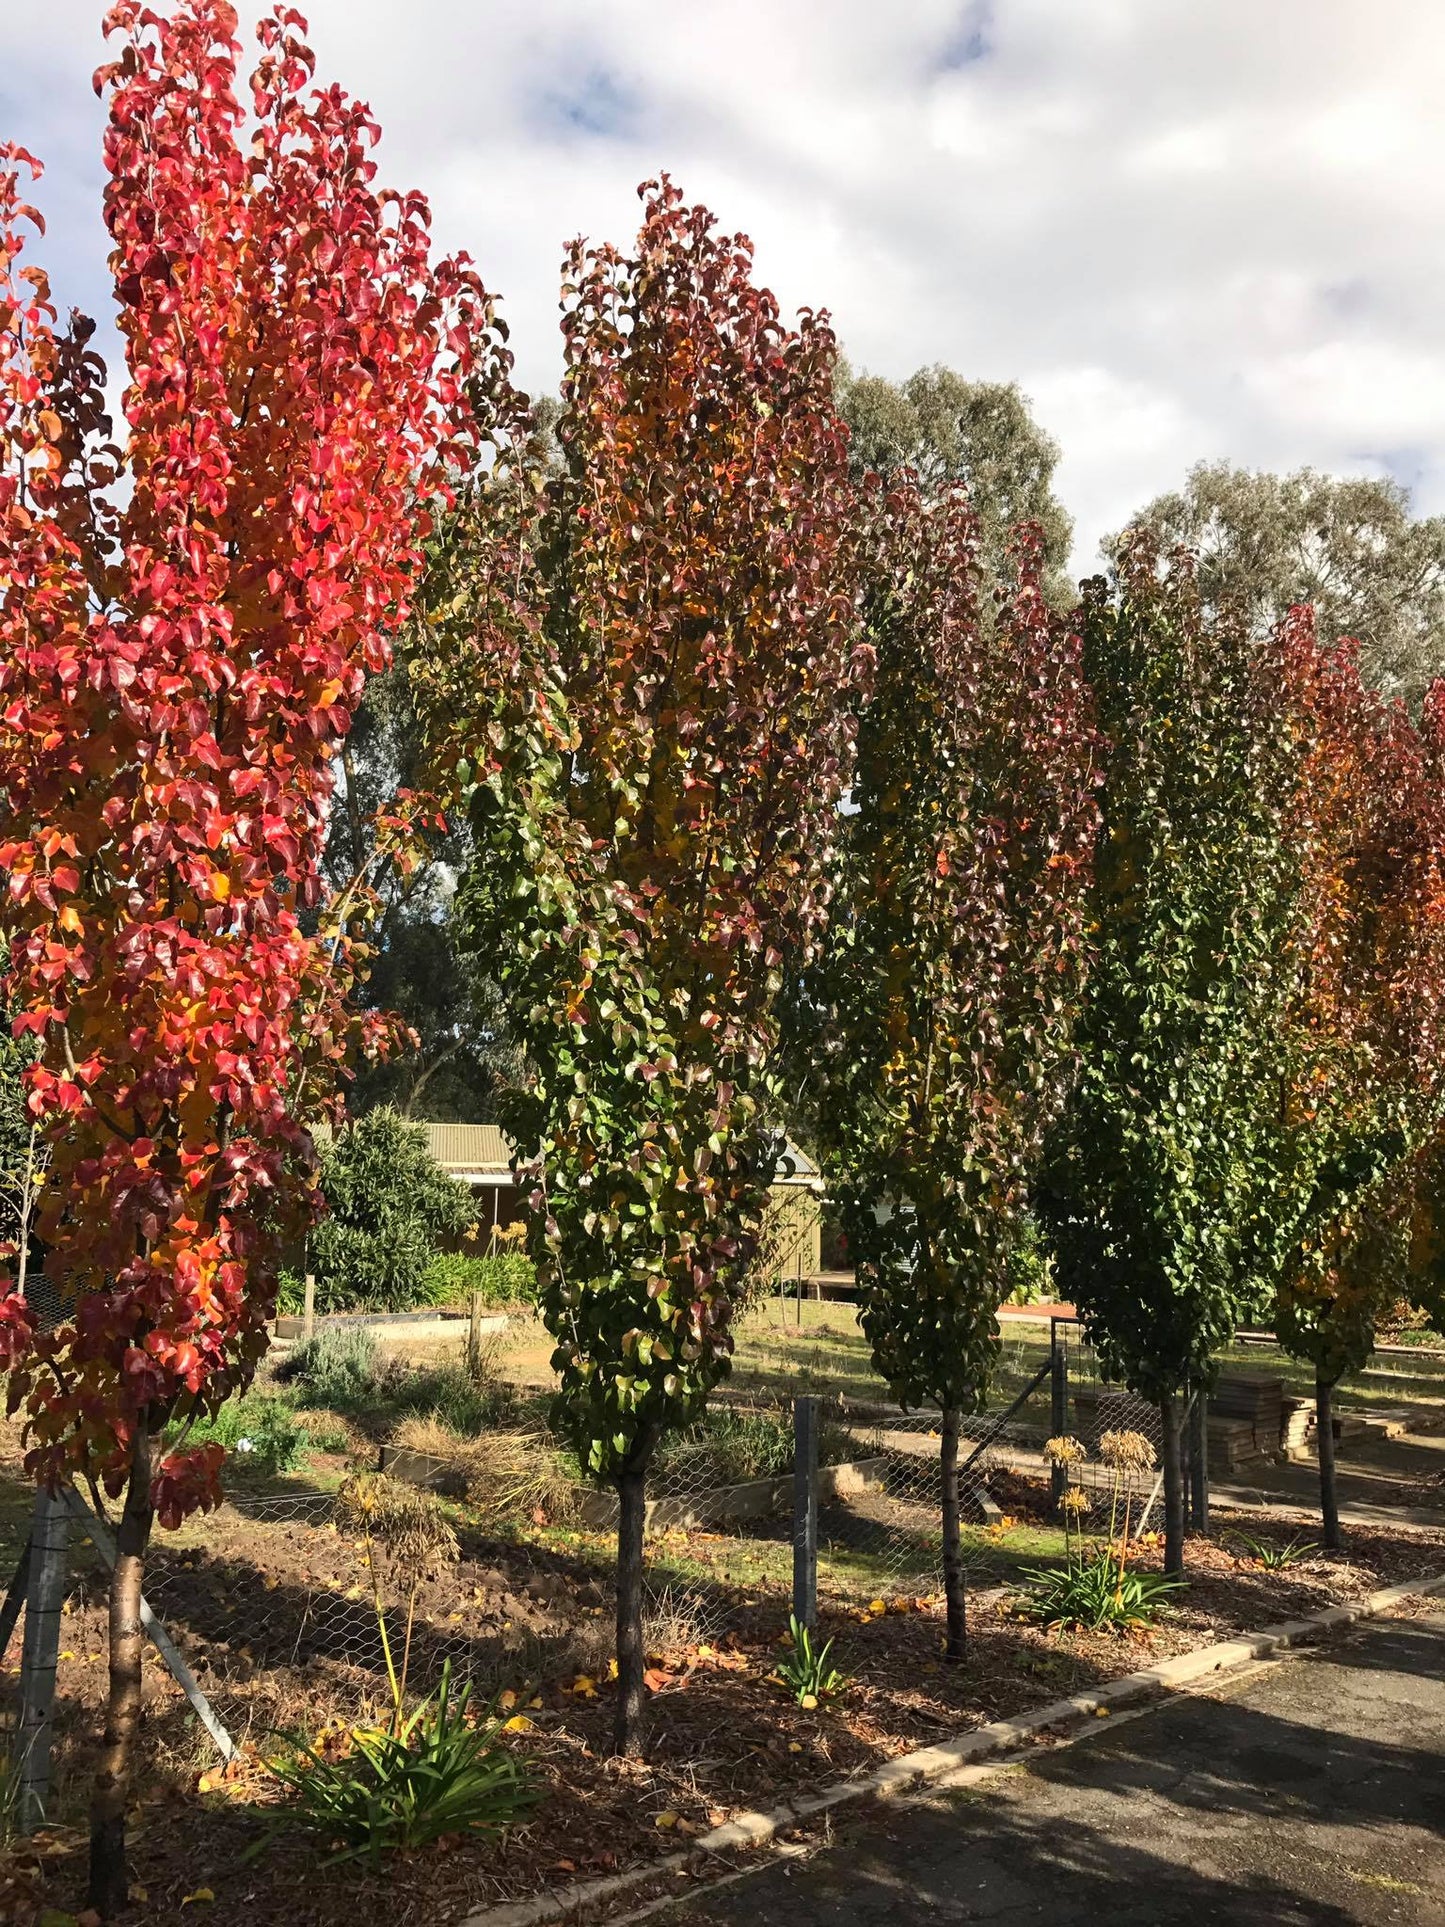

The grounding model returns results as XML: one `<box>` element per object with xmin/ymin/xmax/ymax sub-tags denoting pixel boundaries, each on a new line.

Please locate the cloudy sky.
<box><xmin>7</xmin><ymin>0</ymin><xmax>1445</xmax><ymax>575</ymax></box>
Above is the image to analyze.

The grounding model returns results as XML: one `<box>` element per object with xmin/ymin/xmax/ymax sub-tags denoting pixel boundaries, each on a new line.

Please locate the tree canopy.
<box><xmin>411</xmin><ymin>179</ymin><xmax>864</xmax><ymax>1753</ymax></box>
<box><xmin>835</xmin><ymin>360</ymin><xmax>1074</xmax><ymax>606</ymax></box>
<box><xmin>1039</xmin><ymin>537</ymin><xmax>1306</xmax><ymax>1572</ymax></box>
<box><xmin>1120</xmin><ymin>462</ymin><xmax>1445</xmax><ymax>707</ymax></box>
<box><xmin>815</xmin><ymin>488</ymin><xmax>1098</xmax><ymax>1655</ymax></box>
<box><xmin>0</xmin><ymin>2</ymin><xmax>502</xmax><ymax>1899</ymax></box>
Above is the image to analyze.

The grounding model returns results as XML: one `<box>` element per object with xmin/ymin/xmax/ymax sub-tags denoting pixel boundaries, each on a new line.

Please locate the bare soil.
<box><xmin>2</xmin><ymin>1468</ymin><xmax>1440</xmax><ymax>1927</ymax></box>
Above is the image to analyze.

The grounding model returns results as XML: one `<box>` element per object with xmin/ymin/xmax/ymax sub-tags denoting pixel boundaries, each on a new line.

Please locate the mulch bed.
<box><xmin>2</xmin><ymin>1482</ymin><xmax>1442</xmax><ymax>1927</ymax></box>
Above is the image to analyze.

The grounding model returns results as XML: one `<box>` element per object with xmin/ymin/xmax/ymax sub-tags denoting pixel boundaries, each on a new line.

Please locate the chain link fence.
<box><xmin>0</xmin><ymin>1315</ymin><xmax>1181</xmax><ymax>1791</ymax></box>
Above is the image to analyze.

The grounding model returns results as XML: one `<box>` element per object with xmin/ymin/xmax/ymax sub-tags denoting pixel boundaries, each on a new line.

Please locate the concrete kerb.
<box><xmin>458</xmin><ymin>1568</ymin><xmax>1445</xmax><ymax>1927</ymax></box>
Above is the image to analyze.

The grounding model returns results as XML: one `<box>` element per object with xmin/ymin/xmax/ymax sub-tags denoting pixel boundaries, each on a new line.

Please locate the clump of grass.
<box><xmin>651</xmin><ymin>1402</ymin><xmax>854</xmax><ymax>1494</ymax></box>
<box><xmin>466</xmin><ymin>1430</ymin><xmax>584</xmax><ymax>1529</ymax></box>
<box><xmin>643</xmin><ymin>1583</ymin><xmax>721</xmax><ymax>1661</ymax></box>
<box><xmin>393</xmin><ymin>1358</ymin><xmax>514</xmax><ymax>1435</ymax></box>
<box><xmin>258</xmin><ymin>1662</ymin><xmax>535</xmax><ymax>1868</ymax></box>
<box><xmin>1225</xmin><ymin>1529</ymin><xmax>1319</xmax><ymax>1570</ymax></box>
<box><xmin>385</xmin><ymin>1416</ymin><xmax>584</xmax><ymax>1525</ymax></box>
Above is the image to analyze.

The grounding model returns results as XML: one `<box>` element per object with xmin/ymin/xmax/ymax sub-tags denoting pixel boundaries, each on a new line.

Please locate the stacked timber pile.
<box><xmin>1281</xmin><ymin>1397</ymin><xmax>1314</xmax><ymax>1457</ymax></box>
<box><xmin>1208</xmin><ymin>1374</ymin><xmax>1286</xmax><ymax>1466</ymax></box>
<box><xmin>1073</xmin><ymin>1374</ymin><xmax>1285</xmax><ymax>1470</ymax></box>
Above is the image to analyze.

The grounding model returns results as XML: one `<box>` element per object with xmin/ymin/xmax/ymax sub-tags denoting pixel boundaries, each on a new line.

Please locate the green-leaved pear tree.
<box><xmin>1039</xmin><ymin>536</ymin><xmax>1305</xmax><ymax>1578</ymax></box>
<box><xmin>815</xmin><ymin>485</ymin><xmax>1098</xmax><ymax>1658</ymax></box>
<box><xmin>1270</xmin><ymin>627</ymin><xmax>1445</xmax><ymax>1544</ymax></box>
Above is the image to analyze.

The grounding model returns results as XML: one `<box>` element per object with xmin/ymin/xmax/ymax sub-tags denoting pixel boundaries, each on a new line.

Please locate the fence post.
<box><xmin>17</xmin><ymin>1486</ymin><xmax>68</xmax><ymax>1833</ymax></box>
<box><xmin>1050</xmin><ymin>1320</ymin><xmax>1068</xmax><ymax>1508</ymax></box>
<box><xmin>467</xmin><ymin>1288</ymin><xmax>484</xmax><ymax>1378</ymax></box>
<box><xmin>792</xmin><ymin>1396</ymin><xmax>819</xmax><ymax>1629</ymax></box>
<box><xmin>1188</xmin><ymin>1385</ymin><xmax>1209</xmax><ymax>1535</ymax></box>
<box><xmin>302</xmin><ymin>1271</ymin><xmax>316</xmax><ymax>1342</ymax></box>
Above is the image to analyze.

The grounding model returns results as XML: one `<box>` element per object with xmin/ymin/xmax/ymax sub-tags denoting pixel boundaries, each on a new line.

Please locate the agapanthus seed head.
<box><xmin>1099</xmin><ymin>1429</ymin><xmax>1155</xmax><ymax>1473</ymax></box>
<box><xmin>1043</xmin><ymin>1434</ymin><xmax>1086</xmax><ymax>1466</ymax></box>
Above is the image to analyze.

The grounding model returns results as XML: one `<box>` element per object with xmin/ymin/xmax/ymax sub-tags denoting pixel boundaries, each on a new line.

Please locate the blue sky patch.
<box><xmin>936</xmin><ymin>1</ymin><xmax>995</xmax><ymax>70</ymax></box>
<box><xmin>534</xmin><ymin>67</ymin><xmax>640</xmax><ymax>141</ymax></box>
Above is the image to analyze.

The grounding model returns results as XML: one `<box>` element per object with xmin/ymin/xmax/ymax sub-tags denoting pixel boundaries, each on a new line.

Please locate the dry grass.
<box><xmin>387</xmin><ymin>1418</ymin><xmax>585</xmax><ymax>1528</ymax></box>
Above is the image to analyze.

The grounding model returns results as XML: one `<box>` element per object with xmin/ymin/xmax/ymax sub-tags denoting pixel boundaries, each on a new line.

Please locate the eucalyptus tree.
<box><xmin>836</xmin><ymin>360</ymin><xmax>1074</xmax><ymax>607</ymax></box>
<box><xmin>1120</xmin><ymin>462</ymin><xmax>1445</xmax><ymax>707</ymax></box>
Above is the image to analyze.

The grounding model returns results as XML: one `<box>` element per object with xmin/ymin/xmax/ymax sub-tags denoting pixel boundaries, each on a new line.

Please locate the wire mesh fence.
<box><xmin>1052</xmin><ymin>1318</ymin><xmax>1166</xmax><ymax>1512</ymax></box>
<box><xmin>0</xmin><ymin>1314</ymin><xmax>1191</xmax><ymax>1784</ymax></box>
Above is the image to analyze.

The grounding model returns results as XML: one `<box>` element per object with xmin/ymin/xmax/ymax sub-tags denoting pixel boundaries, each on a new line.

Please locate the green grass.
<box><xmin>518</xmin><ymin>1508</ymin><xmax>1074</xmax><ymax>1603</ymax></box>
<box><xmin>731</xmin><ymin>1301</ymin><xmax>1445</xmax><ymax>1439</ymax></box>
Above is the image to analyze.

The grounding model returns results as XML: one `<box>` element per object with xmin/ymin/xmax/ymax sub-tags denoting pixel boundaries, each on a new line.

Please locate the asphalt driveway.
<box><xmin>658</xmin><ymin>1614</ymin><xmax>1445</xmax><ymax>1925</ymax></box>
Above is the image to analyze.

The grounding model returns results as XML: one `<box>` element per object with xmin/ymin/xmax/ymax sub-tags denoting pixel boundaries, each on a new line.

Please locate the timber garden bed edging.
<box><xmin>457</xmin><ymin>1567</ymin><xmax>1445</xmax><ymax>1927</ymax></box>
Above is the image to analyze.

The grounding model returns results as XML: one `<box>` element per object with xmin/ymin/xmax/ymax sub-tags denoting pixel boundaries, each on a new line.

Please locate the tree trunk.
<box><xmin>88</xmin><ymin>1422</ymin><xmax>154</xmax><ymax>1918</ymax></box>
<box><xmin>1159</xmin><ymin>1390</ymin><xmax>1186</xmax><ymax>1579</ymax></box>
<box><xmin>1316</xmin><ymin>1371</ymin><xmax>1342</xmax><ymax>1551</ymax></box>
<box><xmin>612</xmin><ymin>1460</ymin><xmax>649</xmax><ymax>1759</ymax></box>
<box><xmin>940</xmin><ymin>1406</ymin><xmax>967</xmax><ymax>1663</ymax></box>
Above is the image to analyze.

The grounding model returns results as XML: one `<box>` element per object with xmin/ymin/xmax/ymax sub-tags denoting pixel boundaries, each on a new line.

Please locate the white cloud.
<box><xmin>10</xmin><ymin>0</ymin><xmax>1445</xmax><ymax>573</ymax></box>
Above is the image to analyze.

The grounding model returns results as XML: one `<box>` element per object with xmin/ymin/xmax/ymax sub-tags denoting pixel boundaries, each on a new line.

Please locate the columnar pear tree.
<box><xmin>1039</xmin><ymin>538</ymin><xmax>1304</xmax><ymax>1578</ymax></box>
<box><xmin>1270</xmin><ymin>628</ymin><xmax>1445</xmax><ymax>1543</ymax></box>
<box><xmin>0</xmin><ymin>4</ymin><xmax>502</xmax><ymax>1906</ymax></box>
<box><xmin>411</xmin><ymin>182</ymin><xmax>864</xmax><ymax>1755</ymax></box>
<box><xmin>815</xmin><ymin>486</ymin><xmax>1098</xmax><ymax>1659</ymax></box>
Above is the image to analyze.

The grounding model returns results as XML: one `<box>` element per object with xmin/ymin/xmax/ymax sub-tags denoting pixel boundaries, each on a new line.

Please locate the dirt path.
<box><xmin>655</xmin><ymin>1612</ymin><xmax>1445</xmax><ymax>1925</ymax></box>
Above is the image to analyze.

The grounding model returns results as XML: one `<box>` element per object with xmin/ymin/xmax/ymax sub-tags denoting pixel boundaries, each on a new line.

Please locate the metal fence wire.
<box><xmin>1053</xmin><ymin>1319</ymin><xmax>1166</xmax><ymax>1511</ymax></box>
<box><xmin>4</xmin><ymin>1315</ymin><xmax>1185</xmax><ymax>1790</ymax></box>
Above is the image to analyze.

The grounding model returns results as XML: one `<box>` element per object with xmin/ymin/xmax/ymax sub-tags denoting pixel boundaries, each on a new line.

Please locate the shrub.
<box><xmin>283</xmin><ymin>1326</ymin><xmax>380</xmax><ymax>1409</ymax></box>
<box><xmin>260</xmin><ymin>1664</ymin><xmax>535</xmax><ymax>1867</ymax></box>
<box><xmin>307</xmin><ymin>1108</ymin><xmax>478</xmax><ymax>1314</ymax></box>
<box><xmin>419</xmin><ymin>1250</ymin><xmax>537</xmax><ymax>1309</ymax></box>
<box><xmin>166</xmin><ymin>1394</ymin><xmax>310</xmax><ymax>1477</ymax></box>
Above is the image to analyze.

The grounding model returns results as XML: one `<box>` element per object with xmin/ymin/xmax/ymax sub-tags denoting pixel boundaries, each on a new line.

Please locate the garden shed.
<box><xmin>423</xmin><ymin>1123</ymin><xmax>824</xmax><ymax>1277</ymax></box>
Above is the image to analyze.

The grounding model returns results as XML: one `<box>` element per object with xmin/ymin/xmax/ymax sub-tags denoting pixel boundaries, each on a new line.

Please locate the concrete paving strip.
<box><xmin>456</xmin><ymin>1567</ymin><xmax>1445</xmax><ymax>1927</ymax></box>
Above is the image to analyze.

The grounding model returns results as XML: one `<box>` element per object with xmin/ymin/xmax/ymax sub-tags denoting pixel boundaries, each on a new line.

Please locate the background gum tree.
<box><xmin>1039</xmin><ymin>536</ymin><xmax>1305</xmax><ymax>1579</ymax></box>
<box><xmin>814</xmin><ymin>487</ymin><xmax>1098</xmax><ymax>1660</ymax></box>
<box><xmin>1119</xmin><ymin>461</ymin><xmax>1445</xmax><ymax>707</ymax></box>
<box><xmin>835</xmin><ymin>361</ymin><xmax>1074</xmax><ymax>607</ymax></box>
<box><xmin>1269</xmin><ymin>624</ymin><xmax>1445</xmax><ymax>1544</ymax></box>
<box><xmin>0</xmin><ymin>3</ymin><xmax>502</xmax><ymax>1906</ymax></box>
<box><xmin>411</xmin><ymin>181</ymin><xmax>864</xmax><ymax>1755</ymax></box>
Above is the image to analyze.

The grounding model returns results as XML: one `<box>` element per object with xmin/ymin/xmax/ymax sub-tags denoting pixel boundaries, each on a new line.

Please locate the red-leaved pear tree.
<box><xmin>1271</xmin><ymin>621</ymin><xmax>1445</xmax><ymax>1544</ymax></box>
<box><xmin>0</xmin><ymin>2</ymin><xmax>506</xmax><ymax>1906</ymax></box>
<box><xmin>411</xmin><ymin>181</ymin><xmax>866</xmax><ymax>1755</ymax></box>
